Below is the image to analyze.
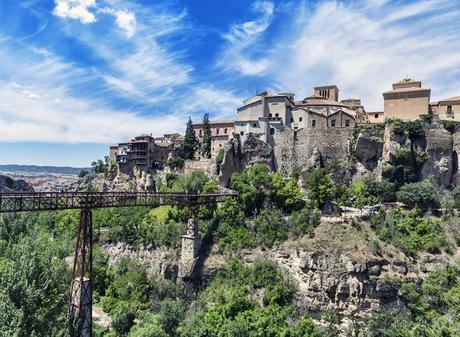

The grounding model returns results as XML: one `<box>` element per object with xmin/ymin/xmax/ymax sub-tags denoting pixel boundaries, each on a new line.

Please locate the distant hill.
<box><xmin>0</xmin><ymin>164</ymin><xmax>92</xmax><ymax>175</ymax></box>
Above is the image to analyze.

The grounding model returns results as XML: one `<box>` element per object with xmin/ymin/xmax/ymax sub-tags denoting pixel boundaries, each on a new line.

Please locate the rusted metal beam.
<box><xmin>0</xmin><ymin>191</ymin><xmax>237</xmax><ymax>213</ymax></box>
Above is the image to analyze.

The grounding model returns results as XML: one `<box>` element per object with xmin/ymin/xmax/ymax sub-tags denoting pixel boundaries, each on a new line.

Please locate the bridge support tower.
<box><xmin>69</xmin><ymin>209</ymin><xmax>93</xmax><ymax>337</ymax></box>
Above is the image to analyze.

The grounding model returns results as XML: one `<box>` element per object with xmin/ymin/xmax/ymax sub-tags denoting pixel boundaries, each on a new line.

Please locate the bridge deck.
<box><xmin>0</xmin><ymin>191</ymin><xmax>236</xmax><ymax>213</ymax></box>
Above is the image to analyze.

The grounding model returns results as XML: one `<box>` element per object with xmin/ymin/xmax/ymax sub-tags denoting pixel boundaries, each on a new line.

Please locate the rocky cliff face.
<box><xmin>0</xmin><ymin>174</ymin><xmax>34</xmax><ymax>192</ymax></box>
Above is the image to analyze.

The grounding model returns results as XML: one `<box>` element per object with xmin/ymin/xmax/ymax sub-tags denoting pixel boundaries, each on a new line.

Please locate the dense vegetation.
<box><xmin>1</xmin><ymin>149</ymin><xmax>460</xmax><ymax>336</ymax></box>
<box><xmin>369</xmin><ymin>266</ymin><xmax>460</xmax><ymax>336</ymax></box>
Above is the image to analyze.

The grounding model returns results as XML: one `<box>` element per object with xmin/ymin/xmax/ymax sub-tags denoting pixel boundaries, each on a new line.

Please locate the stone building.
<box><xmin>382</xmin><ymin>78</ymin><xmax>431</xmax><ymax>121</ymax></box>
<box><xmin>234</xmin><ymin>86</ymin><xmax>365</xmax><ymax>145</ymax></box>
<box><xmin>433</xmin><ymin>96</ymin><xmax>460</xmax><ymax>121</ymax></box>
<box><xmin>192</xmin><ymin>120</ymin><xmax>234</xmax><ymax>158</ymax></box>
<box><xmin>110</xmin><ymin>133</ymin><xmax>181</xmax><ymax>171</ymax></box>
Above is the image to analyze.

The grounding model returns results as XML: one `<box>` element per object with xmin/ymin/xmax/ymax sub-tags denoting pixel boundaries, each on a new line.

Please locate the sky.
<box><xmin>0</xmin><ymin>0</ymin><xmax>460</xmax><ymax>167</ymax></box>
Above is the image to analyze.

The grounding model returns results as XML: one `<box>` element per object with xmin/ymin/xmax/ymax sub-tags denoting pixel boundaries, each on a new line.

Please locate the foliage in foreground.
<box><xmin>369</xmin><ymin>208</ymin><xmax>450</xmax><ymax>256</ymax></box>
<box><xmin>368</xmin><ymin>266</ymin><xmax>460</xmax><ymax>336</ymax></box>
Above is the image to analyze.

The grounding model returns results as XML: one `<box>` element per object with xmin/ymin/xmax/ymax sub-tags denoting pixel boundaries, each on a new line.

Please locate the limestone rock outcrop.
<box><xmin>0</xmin><ymin>174</ymin><xmax>34</xmax><ymax>192</ymax></box>
<box><xmin>421</xmin><ymin>125</ymin><xmax>454</xmax><ymax>188</ymax></box>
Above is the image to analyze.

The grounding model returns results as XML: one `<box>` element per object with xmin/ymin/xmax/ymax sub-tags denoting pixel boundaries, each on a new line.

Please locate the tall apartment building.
<box><xmin>110</xmin><ymin>133</ymin><xmax>181</xmax><ymax>171</ymax></box>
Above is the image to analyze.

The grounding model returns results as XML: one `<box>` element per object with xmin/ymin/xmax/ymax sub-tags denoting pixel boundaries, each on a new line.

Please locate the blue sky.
<box><xmin>1</xmin><ymin>0</ymin><xmax>460</xmax><ymax>167</ymax></box>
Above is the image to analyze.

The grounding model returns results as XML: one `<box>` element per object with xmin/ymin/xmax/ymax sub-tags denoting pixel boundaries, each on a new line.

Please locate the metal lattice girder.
<box><xmin>0</xmin><ymin>191</ymin><xmax>237</xmax><ymax>213</ymax></box>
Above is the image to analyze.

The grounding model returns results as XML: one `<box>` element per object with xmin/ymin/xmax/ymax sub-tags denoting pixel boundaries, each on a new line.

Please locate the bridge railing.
<box><xmin>0</xmin><ymin>191</ymin><xmax>237</xmax><ymax>213</ymax></box>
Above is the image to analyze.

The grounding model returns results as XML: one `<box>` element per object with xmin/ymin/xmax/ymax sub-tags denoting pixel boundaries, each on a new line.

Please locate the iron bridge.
<box><xmin>0</xmin><ymin>191</ymin><xmax>236</xmax><ymax>213</ymax></box>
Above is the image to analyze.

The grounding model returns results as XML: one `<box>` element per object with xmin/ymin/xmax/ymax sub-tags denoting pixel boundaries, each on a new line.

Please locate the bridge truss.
<box><xmin>0</xmin><ymin>191</ymin><xmax>236</xmax><ymax>337</ymax></box>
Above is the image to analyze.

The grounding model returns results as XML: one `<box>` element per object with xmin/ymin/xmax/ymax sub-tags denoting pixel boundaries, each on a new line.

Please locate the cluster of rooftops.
<box><xmin>110</xmin><ymin>78</ymin><xmax>460</xmax><ymax>168</ymax></box>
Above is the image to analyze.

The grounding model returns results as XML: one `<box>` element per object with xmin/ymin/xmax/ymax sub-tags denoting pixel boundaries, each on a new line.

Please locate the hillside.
<box><xmin>0</xmin><ymin>164</ymin><xmax>91</xmax><ymax>175</ymax></box>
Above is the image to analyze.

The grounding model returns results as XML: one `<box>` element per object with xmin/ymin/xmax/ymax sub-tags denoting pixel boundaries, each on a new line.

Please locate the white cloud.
<box><xmin>53</xmin><ymin>0</ymin><xmax>137</xmax><ymax>38</ymax></box>
<box><xmin>243</xmin><ymin>0</ymin><xmax>460</xmax><ymax>110</ymax></box>
<box><xmin>53</xmin><ymin>0</ymin><xmax>98</xmax><ymax>24</ymax></box>
<box><xmin>218</xmin><ymin>0</ymin><xmax>275</xmax><ymax>75</ymax></box>
<box><xmin>98</xmin><ymin>7</ymin><xmax>137</xmax><ymax>37</ymax></box>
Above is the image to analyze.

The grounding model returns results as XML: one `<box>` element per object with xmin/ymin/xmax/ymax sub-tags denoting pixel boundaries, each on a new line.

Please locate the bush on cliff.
<box><xmin>397</xmin><ymin>180</ymin><xmax>440</xmax><ymax>209</ymax></box>
<box><xmin>369</xmin><ymin>208</ymin><xmax>449</xmax><ymax>255</ymax></box>
<box><xmin>270</xmin><ymin>172</ymin><xmax>305</xmax><ymax>212</ymax></box>
<box><xmin>369</xmin><ymin>266</ymin><xmax>460</xmax><ymax>336</ymax></box>
<box><xmin>303</xmin><ymin>168</ymin><xmax>336</xmax><ymax>209</ymax></box>
<box><xmin>177</xmin><ymin>260</ymin><xmax>324</xmax><ymax>337</ymax></box>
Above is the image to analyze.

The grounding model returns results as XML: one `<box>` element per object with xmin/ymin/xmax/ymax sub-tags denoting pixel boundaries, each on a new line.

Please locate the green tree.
<box><xmin>201</xmin><ymin>113</ymin><xmax>212</xmax><ymax>159</ymax></box>
<box><xmin>397</xmin><ymin>180</ymin><xmax>440</xmax><ymax>209</ymax></box>
<box><xmin>270</xmin><ymin>172</ymin><xmax>305</xmax><ymax>212</ymax></box>
<box><xmin>182</xmin><ymin>117</ymin><xmax>198</xmax><ymax>160</ymax></box>
<box><xmin>253</xmin><ymin>209</ymin><xmax>288</xmax><ymax>247</ymax></box>
<box><xmin>230</xmin><ymin>164</ymin><xmax>272</xmax><ymax>215</ymax></box>
<box><xmin>171</xmin><ymin>170</ymin><xmax>210</xmax><ymax>193</ymax></box>
<box><xmin>167</xmin><ymin>156</ymin><xmax>185</xmax><ymax>170</ymax></box>
<box><xmin>303</xmin><ymin>168</ymin><xmax>336</xmax><ymax>209</ymax></box>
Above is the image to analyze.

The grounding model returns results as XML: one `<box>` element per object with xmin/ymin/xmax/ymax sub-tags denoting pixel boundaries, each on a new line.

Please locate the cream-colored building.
<box><xmin>434</xmin><ymin>96</ymin><xmax>460</xmax><ymax>122</ymax></box>
<box><xmin>382</xmin><ymin>78</ymin><xmax>431</xmax><ymax>121</ymax></box>
<box><xmin>235</xmin><ymin>86</ymin><xmax>365</xmax><ymax>145</ymax></box>
<box><xmin>193</xmin><ymin>120</ymin><xmax>235</xmax><ymax>158</ymax></box>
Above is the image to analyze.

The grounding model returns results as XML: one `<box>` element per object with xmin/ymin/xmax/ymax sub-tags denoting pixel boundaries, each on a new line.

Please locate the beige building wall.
<box><xmin>327</xmin><ymin>111</ymin><xmax>356</xmax><ymax>128</ymax></box>
<box><xmin>367</xmin><ymin>112</ymin><xmax>385</xmax><ymax>123</ymax></box>
<box><xmin>266</xmin><ymin>97</ymin><xmax>290</xmax><ymax>123</ymax></box>
<box><xmin>237</xmin><ymin>101</ymin><xmax>264</xmax><ymax>120</ymax></box>
<box><xmin>384</xmin><ymin>95</ymin><xmax>430</xmax><ymax>121</ymax></box>
<box><xmin>437</xmin><ymin>99</ymin><xmax>460</xmax><ymax>122</ymax></box>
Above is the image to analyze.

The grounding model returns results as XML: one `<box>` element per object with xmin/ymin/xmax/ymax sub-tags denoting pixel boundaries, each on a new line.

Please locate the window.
<box><xmin>217</xmin><ymin>128</ymin><xmax>220</xmax><ymax>135</ymax></box>
<box><xmin>311</xmin><ymin>120</ymin><xmax>316</xmax><ymax>128</ymax></box>
<box><xmin>269</xmin><ymin>113</ymin><xmax>272</xmax><ymax>117</ymax></box>
<box><xmin>219</xmin><ymin>144</ymin><xmax>222</xmax><ymax>147</ymax></box>
<box><xmin>331</xmin><ymin>119</ymin><xmax>336</xmax><ymax>127</ymax></box>
<box><xmin>253</xmin><ymin>123</ymin><xmax>257</xmax><ymax>127</ymax></box>
<box><xmin>240</xmin><ymin>131</ymin><xmax>244</xmax><ymax>135</ymax></box>
<box><xmin>275</xmin><ymin>113</ymin><xmax>279</xmax><ymax>117</ymax></box>
<box><xmin>224</xmin><ymin>128</ymin><xmax>228</xmax><ymax>134</ymax></box>
<box><xmin>345</xmin><ymin>119</ymin><xmax>350</xmax><ymax>127</ymax></box>
<box><xmin>270</xmin><ymin>128</ymin><xmax>275</xmax><ymax>135</ymax></box>
<box><xmin>290</xmin><ymin>117</ymin><xmax>294</xmax><ymax>122</ymax></box>
<box><xmin>374</xmin><ymin>114</ymin><xmax>379</xmax><ymax>118</ymax></box>
<box><xmin>447</xmin><ymin>105</ymin><xmax>453</xmax><ymax>114</ymax></box>
<box><xmin>199</xmin><ymin>130</ymin><xmax>202</xmax><ymax>137</ymax></box>
<box><xmin>299</xmin><ymin>117</ymin><xmax>303</xmax><ymax>122</ymax></box>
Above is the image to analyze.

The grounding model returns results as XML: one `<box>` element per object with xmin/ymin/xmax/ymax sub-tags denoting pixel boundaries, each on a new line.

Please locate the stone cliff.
<box><xmin>219</xmin><ymin>121</ymin><xmax>460</xmax><ymax>189</ymax></box>
<box><xmin>0</xmin><ymin>174</ymin><xmax>34</xmax><ymax>192</ymax></box>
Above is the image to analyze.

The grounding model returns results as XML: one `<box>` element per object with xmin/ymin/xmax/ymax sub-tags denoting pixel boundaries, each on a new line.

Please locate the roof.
<box><xmin>296</xmin><ymin>95</ymin><xmax>348</xmax><ymax>107</ymax></box>
<box><xmin>383</xmin><ymin>87</ymin><xmax>430</xmax><ymax>95</ymax></box>
<box><xmin>439</xmin><ymin>96</ymin><xmax>460</xmax><ymax>103</ymax></box>
<box><xmin>193</xmin><ymin>120</ymin><xmax>234</xmax><ymax>127</ymax></box>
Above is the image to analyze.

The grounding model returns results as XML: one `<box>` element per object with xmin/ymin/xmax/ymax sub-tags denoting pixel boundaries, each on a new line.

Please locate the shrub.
<box><xmin>270</xmin><ymin>172</ymin><xmax>305</xmax><ymax>212</ymax></box>
<box><xmin>382</xmin><ymin>148</ymin><xmax>427</xmax><ymax>187</ymax></box>
<box><xmin>171</xmin><ymin>170</ymin><xmax>210</xmax><ymax>193</ymax></box>
<box><xmin>364</xmin><ymin>178</ymin><xmax>396</xmax><ymax>202</ymax></box>
<box><xmin>443</xmin><ymin>120</ymin><xmax>457</xmax><ymax>134</ymax></box>
<box><xmin>253</xmin><ymin>209</ymin><xmax>288</xmax><ymax>247</ymax></box>
<box><xmin>230</xmin><ymin>164</ymin><xmax>272</xmax><ymax>215</ymax></box>
<box><xmin>303</xmin><ymin>168</ymin><xmax>336</xmax><ymax>209</ymax></box>
<box><xmin>370</xmin><ymin>208</ymin><xmax>449</xmax><ymax>255</ymax></box>
<box><xmin>290</xmin><ymin>207</ymin><xmax>321</xmax><ymax>237</ymax></box>
<box><xmin>215</xmin><ymin>149</ymin><xmax>225</xmax><ymax>175</ymax></box>
<box><xmin>167</xmin><ymin>156</ymin><xmax>185</xmax><ymax>170</ymax></box>
<box><xmin>453</xmin><ymin>187</ymin><xmax>460</xmax><ymax>209</ymax></box>
<box><xmin>397</xmin><ymin>180</ymin><xmax>440</xmax><ymax>209</ymax></box>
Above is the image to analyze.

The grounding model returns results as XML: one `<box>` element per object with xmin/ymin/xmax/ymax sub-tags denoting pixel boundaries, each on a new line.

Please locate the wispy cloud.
<box><xmin>218</xmin><ymin>0</ymin><xmax>275</xmax><ymax>75</ymax></box>
<box><xmin>220</xmin><ymin>0</ymin><xmax>460</xmax><ymax>110</ymax></box>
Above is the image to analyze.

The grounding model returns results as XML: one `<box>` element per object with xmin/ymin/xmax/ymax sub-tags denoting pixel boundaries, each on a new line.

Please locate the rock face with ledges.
<box><xmin>421</xmin><ymin>125</ymin><xmax>454</xmax><ymax>188</ymax></box>
<box><xmin>0</xmin><ymin>174</ymin><xmax>34</xmax><ymax>192</ymax></box>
